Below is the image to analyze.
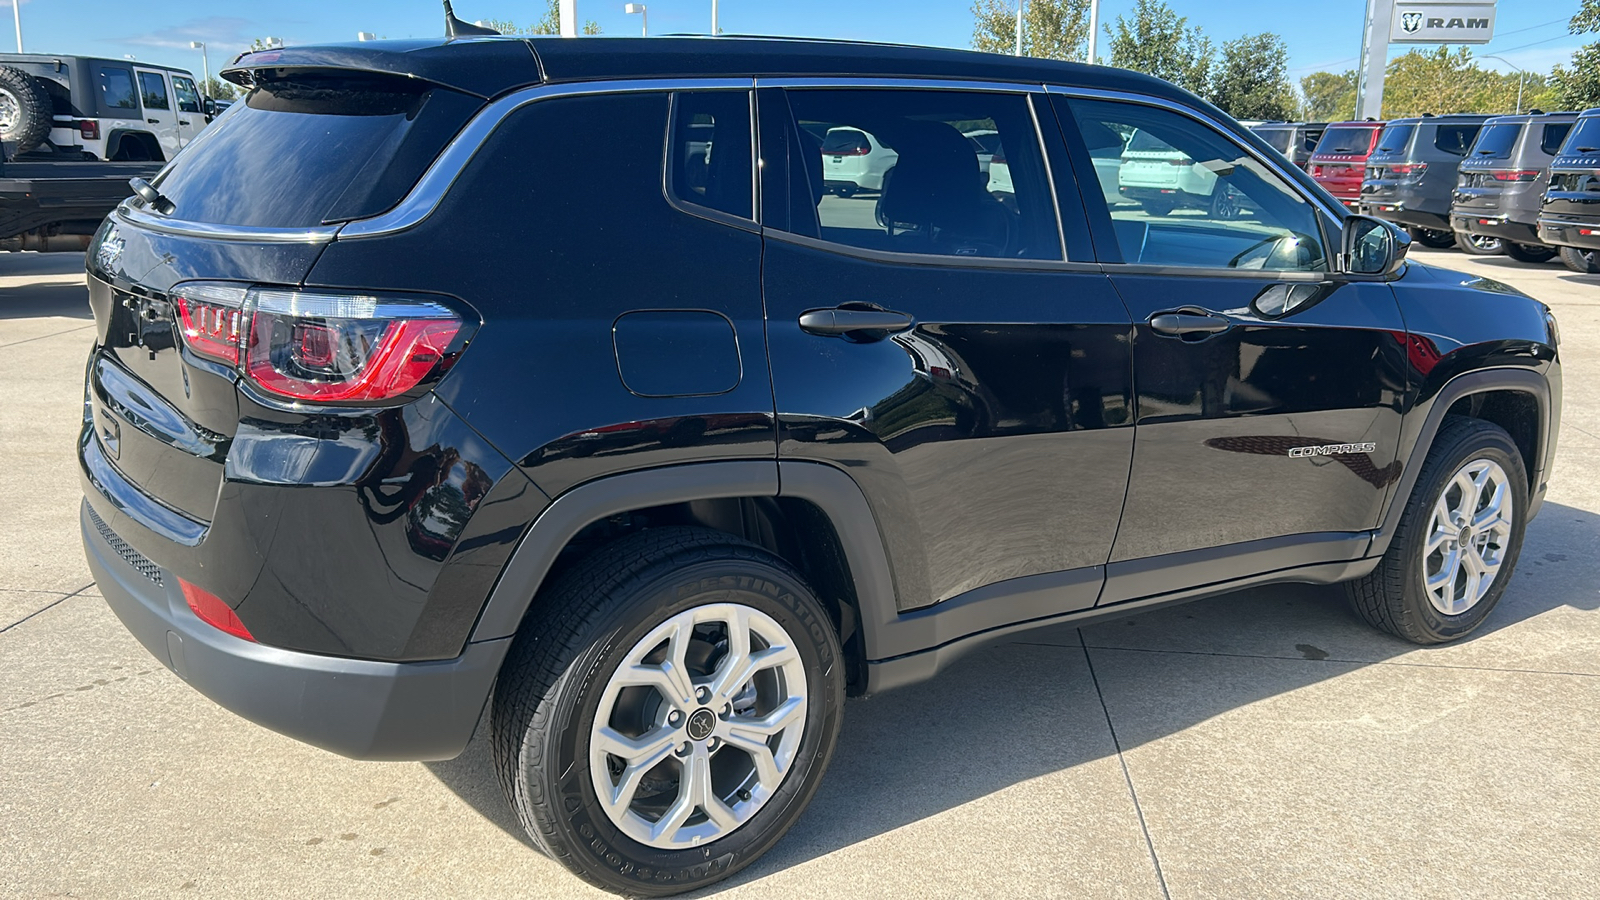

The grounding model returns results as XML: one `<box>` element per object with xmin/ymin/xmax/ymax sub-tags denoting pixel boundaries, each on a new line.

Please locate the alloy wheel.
<box><xmin>0</xmin><ymin>88</ymin><xmax>17</xmax><ymax>132</ymax></box>
<box><xmin>1421</xmin><ymin>458</ymin><xmax>1514</xmax><ymax>616</ymax></box>
<box><xmin>589</xmin><ymin>602</ymin><xmax>808</xmax><ymax>849</ymax></box>
<box><xmin>1467</xmin><ymin>233</ymin><xmax>1502</xmax><ymax>253</ymax></box>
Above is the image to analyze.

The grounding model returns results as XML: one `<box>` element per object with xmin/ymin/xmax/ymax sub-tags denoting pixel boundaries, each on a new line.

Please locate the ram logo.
<box><xmin>1401</xmin><ymin>11</ymin><xmax>1423</xmax><ymax>33</ymax></box>
<box><xmin>1288</xmin><ymin>442</ymin><xmax>1378</xmax><ymax>458</ymax></box>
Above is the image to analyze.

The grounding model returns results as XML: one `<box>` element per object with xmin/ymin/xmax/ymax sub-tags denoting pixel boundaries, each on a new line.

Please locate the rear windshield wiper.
<box><xmin>129</xmin><ymin>177</ymin><xmax>175</xmax><ymax>216</ymax></box>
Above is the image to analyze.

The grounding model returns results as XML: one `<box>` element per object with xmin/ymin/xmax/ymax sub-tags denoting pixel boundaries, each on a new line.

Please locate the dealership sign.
<box><xmin>1391</xmin><ymin>1</ymin><xmax>1497</xmax><ymax>43</ymax></box>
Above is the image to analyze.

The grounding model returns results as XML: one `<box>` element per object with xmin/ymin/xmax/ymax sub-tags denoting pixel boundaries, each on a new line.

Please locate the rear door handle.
<box><xmin>178</xmin><ymin>119</ymin><xmax>190</xmax><ymax>126</ymax></box>
<box><xmin>1149</xmin><ymin>312</ymin><xmax>1230</xmax><ymax>336</ymax></box>
<box><xmin>799</xmin><ymin>307</ymin><xmax>915</xmax><ymax>340</ymax></box>
<box><xmin>147</xmin><ymin>118</ymin><xmax>160</xmax><ymax>124</ymax></box>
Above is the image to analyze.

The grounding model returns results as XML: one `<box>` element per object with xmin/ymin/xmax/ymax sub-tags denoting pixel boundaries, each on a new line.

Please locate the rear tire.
<box><xmin>1346</xmin><ymin>417</ymin><xmax>1527</xmax><ymax>644</ymax></box>
<box><xmin>1454</xmin><ymin>231</ymin><xmax>1503</xmax><ymax>256</ymax></box>
<box><xmin>1558</xmin><ymin>245</ymin><xmax>1600</xmax><ymax>273</ymax></box>
<box><xmin>0</xmin><ymin>65</ymin><xmax>52</xmax><ymax>154</ymax></box>
<box><xmin>1503</xmin><ymin>242</ymin><xmax>1557</xmax><ymax>264</ymax></box>
<box><xmin>491</xmin><ymin>527</ymin><xmax>844</xmax><ymax>897</ymax></box>
<box><xmin>1408</xmin><ymin>227</ymin><xmax>1456</xmax><ymax>249</ymax></box>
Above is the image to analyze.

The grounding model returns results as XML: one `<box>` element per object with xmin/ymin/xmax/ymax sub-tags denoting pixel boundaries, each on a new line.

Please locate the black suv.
<box><xmin>80</xmin><ymin>36</ymin><xmax>1562</xmax><ymax>897</ymax></box>
<box><xmin>1537</xmin><ymin>107</ymin><xmax>1600</xmax><ymax>273</ymax></box>
<box><xmin>1361</xmin><ymin>114</ymin><xmax>1488</xmax><ymax>249</ymax></box>
<box><xmin>1452</xmin><ymin>111</ymin><xmax>1578</xmax><ymax>263</ymax></box>
<box><xmin>1251</xmin><ymin>120</ymin><xmax>1328</xmax><ymax>169</ymax></box>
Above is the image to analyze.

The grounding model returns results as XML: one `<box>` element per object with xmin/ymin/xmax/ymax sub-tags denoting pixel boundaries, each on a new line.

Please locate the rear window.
<box><xmin>1433</xmin><ymin>123</ymin><xmax>1480</xmax><ymax>155</ymax></box>
<box><xmin>820</xmin><ymin>129</ymin><xmax>869</xmax><ymax>154</ymax></box>
<box><xmin>1470</xmin><ymin>123</ymin><xmax>1522</xmax><ymax>159</ymax></box>
<box><xmin>1128</xmin><ymin>128</ymin><xmax>1178</xmax><ymax>152</ymax></box>
<box><xmin>151</xmin><ymin>76</ymin><xmax>482</xmax><ymax>229</ymax></box>
<box><xmin>1254</xmin><ymin>128</ymin><xmax>1294</xmax><ymax>153</ymax></box>
<box><xmin>1375</xmin><ymin>123</ymin><xmax>1414</xmax><ymax>154</ymax></box>
<box><xmin>1315</xmin><ymin>126</ymin><xmax>1377</xmax><ymax>154</ymax></box>
<box><xmin>1557</xmin><ymin>119</ymin><xmax>1599</xmax><ymax>154</ymax></box>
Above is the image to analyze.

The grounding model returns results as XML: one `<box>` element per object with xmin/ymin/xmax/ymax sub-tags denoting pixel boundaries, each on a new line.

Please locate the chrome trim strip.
<box><xmin>113</xmin><ymin>202</ymin><xmax>340</xmax><ymax>244</ymax></box>
<box><xmin>764</xmin><ymin>227</ymin><xmax>1103</xmax><ymax>272</ymax></box>
<box><xmin>1043</xmin><ymin>84</ymin><xmax>1346</xmax><ymax>224</ymax></box>
<box><xmin>338</xmin><ymin>77</ymin><xmax>756</xmax><ymax>241</ymax></box>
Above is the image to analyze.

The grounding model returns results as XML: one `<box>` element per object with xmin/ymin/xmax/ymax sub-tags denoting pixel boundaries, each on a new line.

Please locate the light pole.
<box><xmin>712</xmin><ymin>0</ymin><xmax>719</xmax><ymax>35</ymax></box>
<box><xmin>1014</xmin><ymin>0</ymin><xmax>1024</xmax><ymax>56</ymax></box>
<box><xmin>624</xmin><ymin>3</ymin><xmax>648</xmax><ymax>37</ymax></box>
<box><xmin>189</xmin><ymin>41</ymin><xmax>210</xmax><ymax>94</ymax></box>
<box><xmin>12</xmin><ymin>0</ymin><xmax>21</xmax><ymax>53</ymax></box>
<box><xmin>1479</xmin><ymin>54</ymin><xmax>1527</xmax><ymax>115</ymax></box>
<box><xmin>1086</xmin><ymin>0</ymin><xmax>1100</xmax><ymax>64</ymax></box>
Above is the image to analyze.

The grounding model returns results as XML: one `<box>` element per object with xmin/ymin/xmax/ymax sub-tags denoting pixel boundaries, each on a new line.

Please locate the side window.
<box><xmin>1434</xmin><ymin>124</ymin><xmax>1479</xmax><ymax>155</ymax></box>
<box><xmin>782</xmin><ymin>88</ymin><xmax>1061</xmax><ymax>260</ymax></box>
<box><xmin>173</xmin><ymin>76</ymin><xmax>201</xmax><ymax>114</ymax></box>
<box><xmin>668</xmin><ymin>91</ymin><xmax>753</xmax><ymax>221</ymax></box>
<box><xmin>138</xmin><ymin>72</ymin><xmax>170</xmax><ymax>110</ymax></box>
<box><xmin>1542</xmin><ymin>123</ymin><xmax>1575</xmax><ymax>156</ymax></box>
<box><xmin>1067</xmin><ymin>98</ymin><xmax>1327</xmax><ymax>272</ymax></box>
<box><xmin>99</xmin><ymin>67</ymin><xmax>138</xmax><ymax>111</ymax></box>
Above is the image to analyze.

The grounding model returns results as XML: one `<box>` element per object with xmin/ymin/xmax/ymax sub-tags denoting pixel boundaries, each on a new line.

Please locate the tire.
<box><xmin>1346</xmin><ymin>416</ymin><xmax>1528</xmax><ymax>644</ymax></box>
<box><xmin>1143</xmin><ymin>198</ymin><xmax>1175</xmax><ymax>217</ymax></box>
<box><xmin>1503</xmin><ymin>242</ymin><xmax>1557</xmax><ymax>264</ymax></box>
<box><xmin>0</xmin><ymin>65</ymin><xmax>52</xmax><ymax>153</ymax></box>
<box><xmin>1454</xmin><ymin>231</ymin><xmax>1503</xmax><ymax>256</ymax></box>
<box><xmin>836</xmin><ymin>185</ymin><xmax>855</xmax><ymax>199</ymax></box>
<box><xmin>1559</xmin><ymin>245</ymin><xmax>1600</xmax><ymax>274</ymax></box>
<box><xmin>1210</xmin><ymin>185</ymin><xmax>1240</xmax><ymax>220</ymax></box>
<box><xmin>491</xmin><ymin>526</ymin><xmax>845</xmax><ymax>897</ymax></box>
<box><xmin>1408</xmin><ymin>227</ymin><xmax>1456</xmax><ymax>249</ymax></box>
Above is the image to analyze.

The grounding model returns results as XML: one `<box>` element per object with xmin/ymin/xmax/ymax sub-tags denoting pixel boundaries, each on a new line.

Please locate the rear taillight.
<box><xmin>1166</xmin><ymin>156</ymin><xmax>1193</xmax><ymax>167</ymax></box>
<box><xmin>180</xmin><ymin>578</ymin><xmax>254</xmax><ymax>642</ymax></box>
<box><xmin>1309</xmin><ymin>165</ymin><xmax>1324</xmax><ymax>178</ymax></box>
<box><xmin>76</xmin><ymin>119</ymin><xmax>99</xmax><ymax>140</ymax></box>
<box><xmin>1489</xmin><ymin>169</ymin><xmax>1539</xmax><ymax>182</ymax></box>
<box><xmin>1390</xmin><ymin>162</ymin><xmax>1427</xmax><ymax>177</ymax></box>
<box><xmin>169</xmin><ymin>282</ymin><xmax>468</xmax><ymax>403</ymax></box>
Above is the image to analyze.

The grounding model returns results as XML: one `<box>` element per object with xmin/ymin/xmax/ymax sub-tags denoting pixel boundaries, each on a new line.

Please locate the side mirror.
<box><xmin>1343</xmin><ymin>215</ymin><xmax>1411</xmax><ymax>276</ymax></box>
<box><xmin>204</xmin><ymin>99</ymin><xmax>218</xmax><ymax>116</ymax></box>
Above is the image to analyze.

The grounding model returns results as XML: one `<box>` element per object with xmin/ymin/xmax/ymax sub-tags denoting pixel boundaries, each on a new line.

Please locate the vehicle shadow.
<box><xmin>422</xmin><ymin>500</ymin><xmax>1600</xmax><ymax>888</ymax></box>
<box><xmin>0</xmin><ymin>252</ymin><xmax>90</xmax><ymax>321</ymax></box>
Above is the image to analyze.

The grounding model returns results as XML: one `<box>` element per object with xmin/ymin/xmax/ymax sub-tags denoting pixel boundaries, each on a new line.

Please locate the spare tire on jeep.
<box><xmin>0</xmin><ymin>65</ymin><xmax>52</xmax><ymax>153</ymax></box>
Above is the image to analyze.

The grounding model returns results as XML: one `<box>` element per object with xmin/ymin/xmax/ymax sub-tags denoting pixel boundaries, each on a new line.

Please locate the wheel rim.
<box><xmin>0</xmin><ymin>88</ymin><xmax>17</xmax><ymax>132</ymax></box>
<box><xmin>1468</xmin><ymin>234</ymin><xmax>1500</xmax><ymax>252</ymax></box>
<box><xmin>1422</xmin><ymin>458</ymin><xmax>1514</xmax><ymax>616</ymax></box>
<box><xmin>589</xmin><ymin>602</ymin><xmax>808</xmax><ymax>850</ymax></box>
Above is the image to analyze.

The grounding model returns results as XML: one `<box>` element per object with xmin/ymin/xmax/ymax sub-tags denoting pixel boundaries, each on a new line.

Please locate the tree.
<box><xmin>1552</xmin><ymin>0</ymin><xmax>1600</xmax><ymax>110</ymax></box>
<box><xmin>970</xmin><ymin>0</ymin><xmax>1090</xmax><ymax>61</ymax></box>
<box><xmin>1106</xmin><ymin>0</ymin><xmax>1213</xmax><ymax>95</ymax></box>
<box><xmin>199</xmin><ymin>77</ymin><xmax>239</xmax><ymax>101</ymax></box>
<box><xmin>1380</xmin><ymin>47</ymin><xmax>1554</xmax><ymax>117</ymax></box>
<box><xmin>1210</xmin><ymin>33</ymin><xmax>1295</xmax><ymax>120</ymax></box>
<box><xmin>1299</xmin><ymin>70</ymin><xmax>1357</xmax><ymax>121</ymax></box>
<box><xmin>484</xmin><ymin>0</ymin><xmax>602</xmax><ymax>36</ymax></box>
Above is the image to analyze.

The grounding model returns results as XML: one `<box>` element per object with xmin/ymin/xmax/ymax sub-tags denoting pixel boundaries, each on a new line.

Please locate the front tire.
<box><xmin>1454</xmin><ymin>231</ymin><xmax>1503</xmax><ymax>256</ymax></box>
<box><xmin>1504</xmin><ymin>242</ymin><xmax>1557</xmax><ymax>264</ymax></box>
<box><xmin>1408</xmin><ymin>227</ymin><xmax>1456</xmax><ymax>249</ymax></box>
<box><xmin>1558</xmin><ymin>245</ymin><xmax>1600</xmax><ymax>273</ymax></box>
<box><xmin>491</xmin><ymin>527</ymin><xmax>844</xmax><ymax>897</ymax></box>
<box><xmin>1346</xmin><ymin>417</ymin><xmax>1528</xmax><ymax>644</ymax></box>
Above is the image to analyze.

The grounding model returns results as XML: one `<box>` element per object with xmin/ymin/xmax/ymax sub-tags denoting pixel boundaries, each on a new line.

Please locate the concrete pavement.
<box><xmin>1</xmin><ymin>247</ymin><xmax>1596</xmax><ymax>899</ymax></box>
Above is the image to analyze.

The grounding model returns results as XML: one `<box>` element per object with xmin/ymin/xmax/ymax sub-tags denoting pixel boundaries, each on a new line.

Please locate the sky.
<box><xmin>0</xmin><ymin>0</ymin><xmax>1586</xmax><ymax>87</ymax></box>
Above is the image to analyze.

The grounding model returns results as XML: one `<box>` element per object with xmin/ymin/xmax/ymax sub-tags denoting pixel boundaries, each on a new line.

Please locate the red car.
<box><xmin>1309</xmin><ymin>120</ymin><xmax>1384</xmax><ymax>208</ymax></box>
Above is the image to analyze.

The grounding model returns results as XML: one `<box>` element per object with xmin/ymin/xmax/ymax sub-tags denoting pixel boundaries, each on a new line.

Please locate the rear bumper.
<box><xmin>1365</xmin><ymin>204</ymin><xmax>1451</xmax><ymax>231</ymax></box>
<box><xmin>83</xmin><ymin>500</ymin><xmax>509</xmax><ymax>761</ymax></box>
<box><xmin>1452</xmin><ymin>213</ymin><xmax>1542</xmax><ymax>245</ymax></box>
<box><xmin>1537</xmin><ymin>217</ymin><xmax>1600</xmax><ymax>251</ymax></box>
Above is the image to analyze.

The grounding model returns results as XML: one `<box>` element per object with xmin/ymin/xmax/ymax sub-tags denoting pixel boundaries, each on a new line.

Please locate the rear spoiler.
<box><xmin>222</xmin><ymin>39</ymin><xmax>543</xmax><ymax>99</ymax></box>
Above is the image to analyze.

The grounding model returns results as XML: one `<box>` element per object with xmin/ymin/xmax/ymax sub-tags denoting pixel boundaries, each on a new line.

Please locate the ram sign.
<box><xmin>1391</xmin><ymin>1</ymin><xmax>1497</xmax><ymax>43</ymax></box>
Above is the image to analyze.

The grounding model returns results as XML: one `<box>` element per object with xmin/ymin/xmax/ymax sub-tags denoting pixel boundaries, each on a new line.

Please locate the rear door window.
<box><xmin>1470</xmin><ymin>124</ymin><xmax>1522</xmax><ymax>159</ymax></box>
<box><xmin>668</xmin><ymin>90</ymin><xmax>754</xmax><ymax>221</ymax></box>
<box><xmin>137</xmin><ymin>72</ymin><xmax>170</xmax><ymax>110</ymax></box>
<box><xmin>150</xmin><ymin>75</ymin><xmax>483</xmax><ymax>228</ymax></box>
<box><xmin>1433</xmin><ymin>124</ymin><xmax>1479</xmax><ymax>155</ymax></box>
<box><xmin>1542</xmin><ymin>123</ymin><xmax>1575</xmax><ymax>155</ymax></box>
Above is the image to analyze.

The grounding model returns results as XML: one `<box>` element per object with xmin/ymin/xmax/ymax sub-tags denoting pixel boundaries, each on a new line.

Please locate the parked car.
<box><xmin>1360</xmin><ymin>113</ymin><xmax>1488</xmax><ymax>249</ymax></box>
<box><xmin>1309</xmin><ymin>120</ymin><xmax>1384</xmax><ymax>209</ymax></box>
<box><xmin>1451</xmin><ymin>111</ymin><xmax>1577</xmax><ymax>262</ymax></box>
<box><xmin>1117</xmin><ymin>126</ymin><xmax>1225</xmax><ymax>215</ymax></box>
<box><xmin>81</xmin><ymin>34</ymin><xmax>1562</xmax><ymax>898</ymax></box>
<box><xmin>1251</xmin><ymin>120</ymin><xmax>1328</xmax><ymax>170</ymax></box>
<box><xmin>818</xmin><ymin>125</ymin><xmax>896</xmax><ymax>196</ymax></box>
<box><xmin>1536</xmin><ymin>106</ymin><xmax>1600</xmax><ymax>273</ymax></box>
<box><xmin>0</xmin><ymin>54</ymin><xmax>208</xmax><ymax>161</ymax></box>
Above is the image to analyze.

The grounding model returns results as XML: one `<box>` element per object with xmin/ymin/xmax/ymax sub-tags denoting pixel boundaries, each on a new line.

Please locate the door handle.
<box><xmin>178</xmin><ymin>119</ymin><xmax>190</xmax><ymax>126</ymax></box>
<box><xmin>146</xmin><ymin>118</ymin><xmax>160</xmax><ymax>124</ymax></box>
<box><xmin>1149</xmin><ymin>312</ymin><xmax>1230</xmax><ymax>336</ymax></box>
<box><xmin>799</xmin><ymin>307</ymin><xmax>915</xmax><ymax>340</ymax></box>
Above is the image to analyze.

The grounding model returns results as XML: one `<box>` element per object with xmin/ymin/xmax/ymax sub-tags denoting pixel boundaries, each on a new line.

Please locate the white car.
<box><xmin>1117</xmin><ymin>127</ymin><xmax>1220</xmax><ymax>216</ymax></box>
<box><xmin>0</xmin><ymin>53</ymin><xmax>210</xmax><ymax>161</ymax></box>
<box><xmin>820</xmin><ymin>126</ymin><xmax>897</xmax><ymax>196</ymax></box>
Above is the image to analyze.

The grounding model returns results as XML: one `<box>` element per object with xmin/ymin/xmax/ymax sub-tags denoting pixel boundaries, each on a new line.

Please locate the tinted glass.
<box><xmin>1542</xmin><ymin>120</ymin><xmax>1580</xmax><ymax>153</ymax></box>
<box><xmin>1301</xmin><ymin>128</ymin><xmax>1325</xmax><ymax>153</ymax></box>
<box><xmin>1316</xmin><ymin>126</ymin><xmax>1377</xmax><ymax>154</ymax></box>
<box><xmin>784</xmin><ymin>88</ymin><xmax>1061</xmax><ymax>260</ymax></box>
<box><xmin>1375</xmin><ymin>123</ymin><xmax>1414</xmax><ymax>154</ymax></box>
<box><xmin>99</xmin><ymin>67</ymin><xmax>137</xmax><ymax>110</ymax></box>
<box><xmin>1557</xmin><ymin>119</ymin><xmax>1598</xmax><ymax>153</ymax></box>
<box><xmin>1433</xmin><ymin>123</ymin><xmax>1480</xmax><ymax>155</ymax></box>
<box><xmin>1253</xmin><ymin>128</ymin><xmax>1294</xmax><ymax>153</ymax></box>
<box><xmin>1068</xmin><ymin>98</ymin><xmax>1327</xmax><ymax>272</ymax></box>
<box><xmin>669</xmin><ymin>91</ymin><xmax>753</xmax><ymax>221</ymax></box>
<box><xmin>1470</xmin><ymin>123</ymin><xmax>1522</xmax><ymax>159</ymax></box>
<box><xmin>1128</xmin><ymin>128</ymin><xmax>1178</xmax><ymax>152</ymax></box>
<box><xmin>137</xmin><ymin>72</ymin><xmax>170</xmax><ymax>110</ymax></box>
<box><xmin>152</xmin><ymin>77</ymin><xmax>481</xmax><ymax>228</ymax></box>
<box><xmin>173</xmin><ymin>76</ymin><xmax>201</xmax><ymax>114</ymax></box>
